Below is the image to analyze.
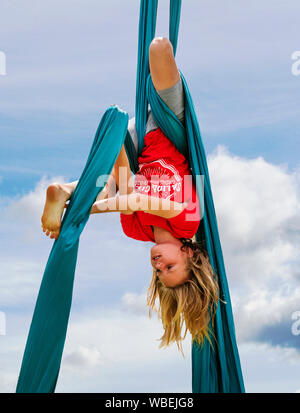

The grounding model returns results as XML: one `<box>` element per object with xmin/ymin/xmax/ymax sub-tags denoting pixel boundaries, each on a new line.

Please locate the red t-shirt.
<box><xmin>120</xmin><ymin>128</ymin><xmax>200</xmax><ymax>242</ymax></box>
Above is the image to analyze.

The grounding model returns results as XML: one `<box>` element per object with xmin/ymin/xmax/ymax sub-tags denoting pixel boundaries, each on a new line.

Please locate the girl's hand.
<box><xmin>90</xmin><ymin>203</ymin><xmax>98</xmax><ymax>214</ymax></box>
<box><xmin>121</xmin><ymin>209</ymin><xmax>134</xmax><ymax>215</ymax></box>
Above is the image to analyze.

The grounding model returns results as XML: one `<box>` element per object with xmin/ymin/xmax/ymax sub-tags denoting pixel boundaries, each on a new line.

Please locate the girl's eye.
<box><xmin>167</xmin><ymin>265</ymin><xmax>173</xmax><ymax>270</ymax></box>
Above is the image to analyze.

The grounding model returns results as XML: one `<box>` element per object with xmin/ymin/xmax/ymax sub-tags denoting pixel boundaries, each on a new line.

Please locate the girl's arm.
<box><xmin>90</xmin><ymin>193</ymin><xmax>187</xmax><ymax>219</ymax></box>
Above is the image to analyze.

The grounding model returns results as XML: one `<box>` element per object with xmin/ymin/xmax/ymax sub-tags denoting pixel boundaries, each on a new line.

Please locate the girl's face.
<box><xmin>150</xmin><ymin>242</ymin><xmax>193</xmax><ymax>287</ymax></box>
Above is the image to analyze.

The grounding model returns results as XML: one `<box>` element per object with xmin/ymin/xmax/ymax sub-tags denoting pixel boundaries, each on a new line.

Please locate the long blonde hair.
<box><xmin>147</xmin><ymin>238</ymin><xmax>219</xmax><ymax>355</ymax></box>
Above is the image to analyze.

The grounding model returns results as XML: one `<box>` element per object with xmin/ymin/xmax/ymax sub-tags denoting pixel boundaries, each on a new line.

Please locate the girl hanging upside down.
<box><xmin>41</xmin><ymin>37</ymin><xmax>219</xmax><ymax>352</ymax></box>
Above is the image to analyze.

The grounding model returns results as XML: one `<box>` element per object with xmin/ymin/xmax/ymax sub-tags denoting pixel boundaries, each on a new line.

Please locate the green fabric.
<box><xmin>135</xmin><ymin>0</ymin><xmax>158</xmax><ymax>156</ymax></box>
<box><xmin>140</xmin><ymin>1</ymin><xmax>245</xmax><ymax>393</ymax></box>
<box><xmin>148</xmin><ymin>73</ymin><xmax>245</xmax><ymax>392</ymax></box>
<box><xmin>16</xmin><ymin>0</ymin><xmax>245</xmax><ymax>393</ymax></box>
<box><xmin>16</xmin><ymin>107</ymin><xmax>129</xmax><ymax>392</ymax></box>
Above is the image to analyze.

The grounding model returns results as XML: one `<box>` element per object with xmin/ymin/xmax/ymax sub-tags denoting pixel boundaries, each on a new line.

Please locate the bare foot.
<box><xmin>41</xmin><ymin>183</ymin><xmax>73</xmax><ymax>240</ymax></box>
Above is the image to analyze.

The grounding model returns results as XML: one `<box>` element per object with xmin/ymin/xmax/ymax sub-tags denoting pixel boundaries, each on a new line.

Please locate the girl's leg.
<box><xmin>149</xmin><ymin>37</ymin><xmax>181</xmax><ymax>91</ymax></box>
<box><xmin>95</xmin><ymin>143</ymin><xmax>133</xmax><ymax>201</ymax></box>
<box><xmin>112</xmin><ymin>144</ymin><xmax>134</xmax><ymax>196</ymax></box>
<box><xmin>90</xmin><ymin>145</ymin><xmax>134</xmax><ymax>214</ymax></box>
<box><xmin>41</xmin><ymin>145</ymin><xmax>133</xmax><ymax>239</ymax></box>
<box><xmin>95</xmin><ymin>143</ymin><xmax>133</xmax><ymax>200</ymax></box>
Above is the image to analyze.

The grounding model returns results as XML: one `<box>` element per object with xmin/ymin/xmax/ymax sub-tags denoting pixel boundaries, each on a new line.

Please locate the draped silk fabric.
<box><xmin>16</xmin><ymin>0</ymin><xmax>245</xmax><ymax>393</ymax></box>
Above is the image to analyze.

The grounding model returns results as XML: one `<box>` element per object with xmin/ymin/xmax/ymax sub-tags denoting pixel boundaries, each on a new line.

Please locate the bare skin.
<box><xmin>40</xmin><ymin>38</ymin><xmax>192</xmax><ymax>287</ymax></box>
<box><xmin>41</xmin><ymin>182</ymin><xmax>75</xmax><ymax>240</ymax></box>
<box><xmin>151</xmin><ymin>226</ymin><xmax>193</xmax><ymax>287</ymax></box>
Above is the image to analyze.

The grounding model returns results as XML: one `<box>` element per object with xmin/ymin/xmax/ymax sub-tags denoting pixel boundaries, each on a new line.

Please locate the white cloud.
<box><xmin>0</xmin><ymin>259</ymin><xmax>42</xmax><ymax>307</ymax></box>
<box><xmin>206</xmin><ymin>146</ymin><xmax>300</xmax><ymax>349</ymax></box>
<box><xmin>2</xmin><ymin>307</ymin><xmax>300</xmax><ymax>393</ymax></box>
<box><xmin>55</xmin><ymin>308</ymin><xmax>192</xmax><ymax>392</ymax></box>
<box><xmin>62</xmin><ymin>309</ymin><xmax>185</xmax><ymax>366</ymax></box>
<box><xmin>238</xmin><ymin>341</ymin><xmax>300</xmax><ymax>392</ymax></box>
<box><xmin>4</xmin><ymin>175</ymin><xmax>65</xmax><ymax>224</ymax></box>
<box><xmin>0</xmin><ymin>175</ymin><xmax>68</xmax><ymax>307</ymax></box>
<box><xmin>63</xmin><ymin>345</ymin><xmax>103</xmax><ymax>372</ymax></box>
<box><xmin>1</xmin><ymin>148</ymin><xmax>300</xmax><ymax>392</ymax></box>
<box><xmin>0</xmin><ymin>372</ymin><xmax>16</xmax><ymax>393</ymax></box>
<box><xmin>209</xmin><ymin>146</ymin><xmax>298</xmax><ymax>244</ymax></box>
<box><xmin>233</xmin><ymin>286</ymin><xmax>300</xmax><ymax>344</ymax></box>
<box><xmin>208</xmin><ymin>146</ymin><xmax>300</xmax><ymax>286</ymax></box>
<box><xmin>121</xmin><ymin>291</ymin><xmax>149</xmax><ymax>316</ymax></box>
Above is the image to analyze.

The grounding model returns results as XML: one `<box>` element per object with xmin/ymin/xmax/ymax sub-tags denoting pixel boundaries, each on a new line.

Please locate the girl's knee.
<box><xmin>149</xmin><ymin>37</ymin><xmax>173</xmax><ymax>58</ymax></box>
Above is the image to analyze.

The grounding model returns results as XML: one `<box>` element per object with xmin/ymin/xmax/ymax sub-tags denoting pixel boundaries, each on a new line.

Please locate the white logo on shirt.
<box><xmin>135</xmin><ymin>158</ymin><xmax>183</xmax><ymax>200</ymax></box>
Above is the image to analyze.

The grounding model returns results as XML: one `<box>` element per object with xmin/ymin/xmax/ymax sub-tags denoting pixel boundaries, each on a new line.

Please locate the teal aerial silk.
<box><xmin>16</xmin><ymin>107</ymin><xmax>129</xmax><ymax>393</ymax></box>
<box><xmin>16</xmin><ymin>0</ymin><xmax>245</xmax><ymax>393</ymax></box>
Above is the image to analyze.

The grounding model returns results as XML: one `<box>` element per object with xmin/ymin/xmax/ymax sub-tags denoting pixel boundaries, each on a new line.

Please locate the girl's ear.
<box><xmin>186</xmin><ymin>247</ymin><xmax>194</xmax><ymax>258</ymax></box>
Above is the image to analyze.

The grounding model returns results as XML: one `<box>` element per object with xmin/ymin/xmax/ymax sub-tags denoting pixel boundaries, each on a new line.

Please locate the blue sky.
<box><xmin>0</xmin><ymin>0</ymin><xmax>300</xmax><ymax>393</ymax></box>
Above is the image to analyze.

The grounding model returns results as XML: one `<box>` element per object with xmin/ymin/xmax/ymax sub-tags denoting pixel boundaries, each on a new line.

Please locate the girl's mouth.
<box><xmin>152</xmin><ymin>255</ymin><xmax>161</xmax><ymax>261</ymax></box>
